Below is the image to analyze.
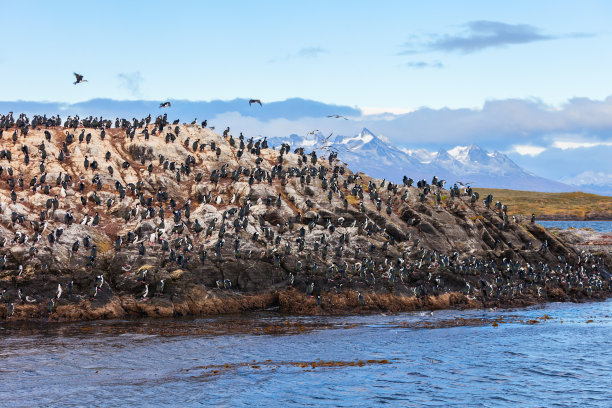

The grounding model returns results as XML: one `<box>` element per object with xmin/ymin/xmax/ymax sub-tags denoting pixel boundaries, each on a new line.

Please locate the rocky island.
<box><xmin>0</xmin><ymin>112</ymin><xmax>610</xmax><ymax>321</ymax></box>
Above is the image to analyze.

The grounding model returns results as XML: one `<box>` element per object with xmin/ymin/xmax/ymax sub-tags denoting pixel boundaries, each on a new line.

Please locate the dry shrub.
<box><xmin>278</xmin><ymin>289</ymin><xmax>319</xmax><ymax>314</ymax></box>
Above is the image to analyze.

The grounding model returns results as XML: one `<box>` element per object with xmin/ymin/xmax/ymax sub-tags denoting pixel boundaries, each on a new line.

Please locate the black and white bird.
<box><xmin>73</xmin><ymin>73</ymin><xmax>88</xmax><ymax>85</ymax></box>
<box><xmin>156</xmin><ymin>280</ymin><xmax>165</xmax><ymax>295</ymax></box>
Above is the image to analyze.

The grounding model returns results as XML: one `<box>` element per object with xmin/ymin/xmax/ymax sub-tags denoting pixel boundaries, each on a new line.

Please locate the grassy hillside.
<box><xmin>472</xmin><ymin>188</ymin><xmax>612</xmax><ymax>220</ymax></box>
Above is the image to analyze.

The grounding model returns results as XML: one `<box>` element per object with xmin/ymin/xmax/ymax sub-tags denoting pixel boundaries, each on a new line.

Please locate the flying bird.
<box><xmin>73</xmin><ymin>73</ymin><xmax>88</xmax><ymax>85</ymax></box>
<box><xmin>329</xmin><ymin>145</ymin><xmax>356</xmax><ymax>153</ymax></box>
<box><xmin>159</xmin><ymin>101</ymin><xmax>171</xmax><ymax>108</ymax></box>
<box><xmin>249</xmin><ymin>99</ymin><xmax>262</xmax><ymax>106</ymax></box>
<box><xmin>327</xmin><ymin>114</ymin><xmax>348</xmax><ymax>120</ymax></box>
<box><xmin>307</xmin><ymin>129</ymin><xmax>319</xmax><ymax>135</ymax></box>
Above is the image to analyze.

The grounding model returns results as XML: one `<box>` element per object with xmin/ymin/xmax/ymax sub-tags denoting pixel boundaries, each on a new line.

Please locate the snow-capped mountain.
<box><xmin>561</xmin><ymin>172</ymin><xmax>612</xmax><ymax>196</ymax></box>
<box><xmin>268</xmin><ymin>128</ymin><xmax>577</xmax><ymax>192</ymax></box>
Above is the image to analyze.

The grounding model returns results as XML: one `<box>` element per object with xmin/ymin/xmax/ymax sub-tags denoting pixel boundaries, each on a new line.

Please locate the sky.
<box><xmin>1</xmin><ymin>1</ymin><xmax>611</xmax><ymax>188</ymax></box>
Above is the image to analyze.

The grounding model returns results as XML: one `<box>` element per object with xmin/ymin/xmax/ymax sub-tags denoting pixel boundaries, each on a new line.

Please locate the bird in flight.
<box><xmin>313</xmin><ymin>133</ymin><xmax>337</xmax><ymax>152</ymax></box>
<box><xmin>329</xmin><ymin>144</ymin><xmax>357</xmax><ymax>153</ymax></box>
<box><xmin>249</xmin><ymin>99</ymin><xmax>262</xmax><ymax>106</ymax></box>
<box><xmin>327</xmin><ymin>114</ymin><xmax>348</xmax><ymax>120</ymax></box>
<box><xmin>159</xmin><ymin>102</ymin><xmax>171</xmax><ymax>108</ymax></box>
<box><xmin>322</xmin><ymin>132</ymin><xmax>333</xmax><ymax>142</ymax></box>
<box><xmin>307</xmin><ymin>129</ymin><xmax>319</xmax><ymax>135</ymax></box>
<box><xmin>73</xmin><ymin>73</ymin><xmax>88</xmax><ymax>85</ymax></box>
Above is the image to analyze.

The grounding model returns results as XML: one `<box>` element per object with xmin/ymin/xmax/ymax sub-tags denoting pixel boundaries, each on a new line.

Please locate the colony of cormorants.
<box><xmin>0</xmin><ymin>110</ymin><xmax>609</xmax><ymax>320</ymax></box>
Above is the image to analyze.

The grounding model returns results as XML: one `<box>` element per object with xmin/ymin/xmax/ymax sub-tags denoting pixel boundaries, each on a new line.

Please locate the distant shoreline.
<box><xmin>537</xmin><ymin>217</ymin><xmax>612</xmax><ymax>221</ymax></box>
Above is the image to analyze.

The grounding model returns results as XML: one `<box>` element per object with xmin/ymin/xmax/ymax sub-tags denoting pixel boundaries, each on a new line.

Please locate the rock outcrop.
<box><xmin>0</xmin><ymin>114</ymin><xmax>609</xmax><ymax>321</ymax></box>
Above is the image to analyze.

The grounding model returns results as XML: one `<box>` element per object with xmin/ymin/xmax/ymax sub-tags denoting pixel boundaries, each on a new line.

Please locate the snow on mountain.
<box><xmin>400</xmin><ymin>148</ymin><xmax>436</xmax><ymax>163</ymax></box>
<box><xmin>561</xmin><ymin>171</ymin><xmax>612</xmax><ymax>195</ymax></box>
<box><xmin>267</xmin><ymin>128</ymin><xmax>578</xmax><ymax>193</ymax></box>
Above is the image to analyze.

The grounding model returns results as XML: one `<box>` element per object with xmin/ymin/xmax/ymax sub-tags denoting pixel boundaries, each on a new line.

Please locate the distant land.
<box><xmin>471</xmin><ymin>189</ymin><xmax>612</xmax><ymax>221</ymax></box>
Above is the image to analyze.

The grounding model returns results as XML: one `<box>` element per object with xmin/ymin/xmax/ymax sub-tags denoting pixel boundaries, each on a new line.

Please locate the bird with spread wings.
<box><xmin>73</xmin><ymin>73</ymin><xmax>88</xmax><ymax>85</ymax></box>
<box><xmin>313</xmin><ymin>132</ymin><xmax>357</xmax><ymax>153</ymax></box>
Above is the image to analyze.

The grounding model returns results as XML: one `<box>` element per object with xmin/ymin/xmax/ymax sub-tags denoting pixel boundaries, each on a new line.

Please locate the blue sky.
<box><xmin>2</xmin><ymin>1</ymin><xmax>611</xmax><ymax>188</ymax></box>
<box><xmin>3</xmin><ymin>1</ymin><xmax>611</xmax><ymax>109</ymax></box>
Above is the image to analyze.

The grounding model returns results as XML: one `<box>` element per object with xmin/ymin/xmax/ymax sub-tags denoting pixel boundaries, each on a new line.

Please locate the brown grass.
<box><xmin>473</xmin><ymin>188</ymin><xmax>612</xmax><ymax>220</ymax></box>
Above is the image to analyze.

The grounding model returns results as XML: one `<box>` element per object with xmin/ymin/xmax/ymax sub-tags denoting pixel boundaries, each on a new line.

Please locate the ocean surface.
<box><xmin>539</xmin><ymin>220</ymin><xmax>612</xmax><ymax>232</ymax></box>
<box><xmin>1</xmin><ymin>300</ymin><xmax>612</xmax><ymax>407</ymax></box>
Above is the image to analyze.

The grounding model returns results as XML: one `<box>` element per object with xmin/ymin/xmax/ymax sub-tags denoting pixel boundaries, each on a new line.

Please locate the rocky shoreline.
<box><xmin>0</xmin><ymin>113</ymin><xmax>610</xmax><ymax>323</ymax></box>
<box><xmin>2</xmin><ymin>287</ymin><xmax>610</xmax><ymax>323</ymax></box>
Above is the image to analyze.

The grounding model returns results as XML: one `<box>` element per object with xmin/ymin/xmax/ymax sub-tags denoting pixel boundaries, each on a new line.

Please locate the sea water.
<box><xmin>539</xmin><ymin>220</ymin><xmax>612</xmax><ymax>233</ymax></box>
<box><xmin>1</xmin><ymin>299</ymin><xmax>611</xmax><ymax>407</ymax></box>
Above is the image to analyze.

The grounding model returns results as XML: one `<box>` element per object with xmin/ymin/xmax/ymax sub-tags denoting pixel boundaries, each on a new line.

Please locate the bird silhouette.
<box><xmin>73</xmin><ymin>73</ymin><xmax>88</xmax><ymax>85</ymax></box>
<box><xmin>249</xmin><ymin>99</ymin><xmax>262</xmax><ymax>106</ymax></box>
<box><xmin>327</xmin><ymin>114</ymin><xmax>348</xmax><ymax>120</ymax></box>
<box><xmin>159</xmin><ymin>101</ymin><xmax>171</xmax><ymax>108</ymax></box>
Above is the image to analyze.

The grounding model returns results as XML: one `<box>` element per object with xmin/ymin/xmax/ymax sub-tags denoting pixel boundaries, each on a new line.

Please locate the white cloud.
<box><xmin>360</xmin><ymin>107</ymin><xmax>416</xmax><ymax>115</ymax></box>
<box><xmin>551</xmin><ymin>140</ymin><xmax>612</xmax><ymax>150</ymax></box>
<box><xmin>561</xmin><ymin>171</ymin><xmax>612</xmax><ymax>186</ymax></box>
<box><xmin>378</xmin><ymin>133</ymin><xmax>390</xmax><ymax>143</ymax></box>
<box><xmin>117</xmin><ymin>71</ymin><xmax>143</xmax><ymax>97</ymax></box>
<box><xmin>512</xmin><ymin>144</ymin><xmax>547</xmax><ymax>156</ymax></box>
<box><xmin>297</xmin><ymin>47</ymin><xmax>328</xmax><ymax>58</ymax></box>
<box><xmin>210</xmin><ymin>111</ymin><xmax>361</xmax><ymax>139</ymax></box>
<box><xmin>269</xmin><ymin>46</ymin><xmax>328</xmax><ymax>63</ymax></box>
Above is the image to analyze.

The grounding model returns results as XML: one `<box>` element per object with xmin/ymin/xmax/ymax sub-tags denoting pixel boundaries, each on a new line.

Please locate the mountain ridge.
<box><xmin>268</xmin><ymin>128</ymin><xmax>579</xmax><ymax>193</ymax></box>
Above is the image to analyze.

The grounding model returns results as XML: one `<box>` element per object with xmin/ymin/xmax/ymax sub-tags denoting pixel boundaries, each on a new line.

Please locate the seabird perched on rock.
<box><xmin>156</xmin><ymin>280</ymin><xmax>165</xmax><ymax>295</ymax></box>
<box><xmin>137</xmin><ymin>269</ymin><xmax>148</xmax><ymax>283</ymax></box>
<box><xmin>47</xmin><ymin>298</ymin><xmax>55</xmax><ymax>314</ymax></box>
<box><xmin>306</xmin><ymin>282</ymin><xmax>315</xmax><ymax>297</ymax></box>
<box><xmin>95</xmin><ymin>274</ymin><xmax>104</xmax><ymax>289</ymax></box>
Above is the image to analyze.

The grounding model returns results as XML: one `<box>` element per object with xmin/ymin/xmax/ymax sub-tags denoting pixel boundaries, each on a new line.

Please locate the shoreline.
<box><xmin>1</xmin><ymin>288</ymin><xmax>610</xmax><ymax>323</ymax></box>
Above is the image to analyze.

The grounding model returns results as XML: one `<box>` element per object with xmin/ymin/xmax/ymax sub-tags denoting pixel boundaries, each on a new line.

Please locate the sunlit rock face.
<box><xmin>0</xmin><ymin>117</ymin><xmax>608</xmax><ymax>321</ymax></box>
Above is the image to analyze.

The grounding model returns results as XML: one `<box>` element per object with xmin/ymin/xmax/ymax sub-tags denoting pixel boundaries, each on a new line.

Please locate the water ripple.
<box><xmin>1</xmin><ymin>299</ymin><xmax>612</xmax><ymax>407</ymax></box>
